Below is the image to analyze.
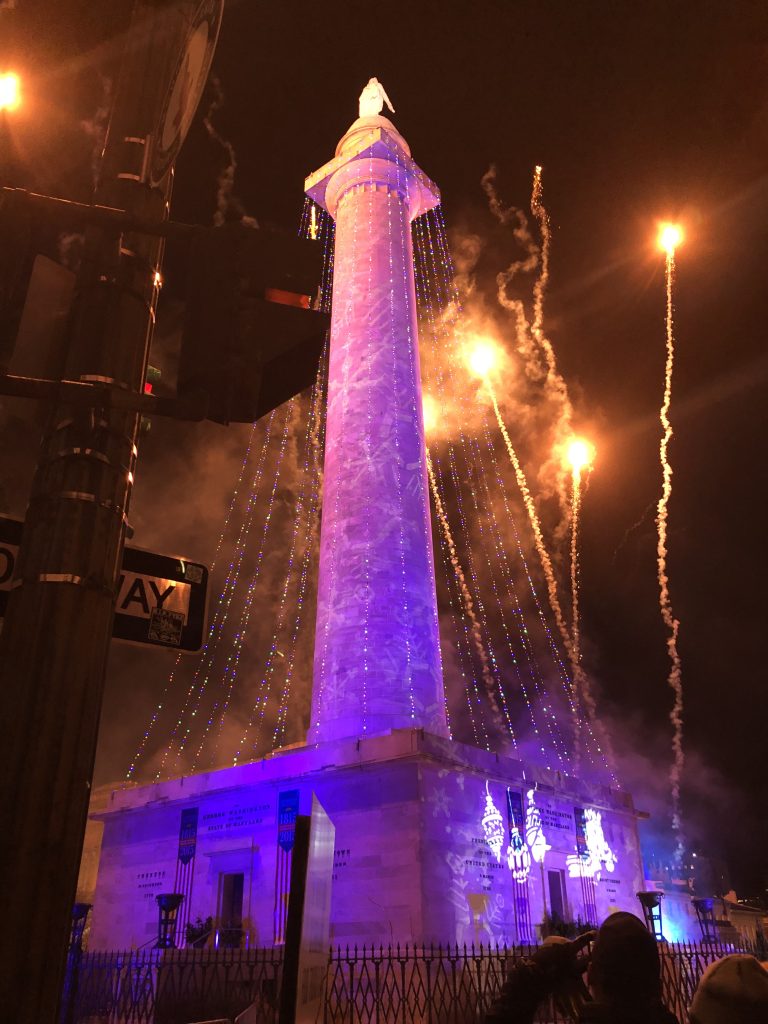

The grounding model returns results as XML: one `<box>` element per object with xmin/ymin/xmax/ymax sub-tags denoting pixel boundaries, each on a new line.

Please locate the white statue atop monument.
<box><xmin>358</xmin><ymin>77</ymin><xmax>395</xmax><ymax>118</ymax></box>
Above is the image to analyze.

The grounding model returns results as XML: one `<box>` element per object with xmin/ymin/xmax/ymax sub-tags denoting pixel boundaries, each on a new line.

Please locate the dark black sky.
<box><xmin>2</xmin><ymin>1</ymin><xmax>768</xmax><ymax>895</ymax></box>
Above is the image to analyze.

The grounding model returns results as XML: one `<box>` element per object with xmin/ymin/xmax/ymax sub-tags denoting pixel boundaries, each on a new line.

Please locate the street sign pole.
<box><xmin>0</xmin><ymin>3</ymin><xmax>222</xmax><ymax>1020</ymax></box>
<box><xmin>0</xmin><ymin>516</ymin><xmax>210</xmax><ymax>652</ymax></box>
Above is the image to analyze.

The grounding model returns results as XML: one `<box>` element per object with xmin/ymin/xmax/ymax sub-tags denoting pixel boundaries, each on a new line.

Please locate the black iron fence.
<box><xmin>66</xmin><ymin>940</ymin><xmax>755</xmax><ymax>1024</ymax></box>
<box><xmin>66</xmin><ymin>946</ymin><xmax>283</xmax><ymax>1024</ymax></box>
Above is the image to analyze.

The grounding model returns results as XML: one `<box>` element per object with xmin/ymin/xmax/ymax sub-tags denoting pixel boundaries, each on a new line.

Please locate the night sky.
<box><xmin>2</xmin><ymin>1</ymin><xmax>767</xmax><ymax>896</ymax></box>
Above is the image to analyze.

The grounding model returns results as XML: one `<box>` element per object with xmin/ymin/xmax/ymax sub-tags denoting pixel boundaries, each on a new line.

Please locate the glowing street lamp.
<box><xmin>657</xmin><ymin>222</ymin><xmax>683</xmax><ymax>255</ymax></box>
<box><xmin>0</xmin><ymin>72</ymin><xmax>21</xmax><ymax>113</ymax></box>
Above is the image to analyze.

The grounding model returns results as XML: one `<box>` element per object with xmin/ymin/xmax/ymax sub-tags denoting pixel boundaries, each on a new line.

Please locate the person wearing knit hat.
<box><xmin>689</xmin><ymin>954</ymin><xmax>768</xmax><ymax>1024</ymax></box>
<box><xmin>484</xmin><ymin>914</ymin><xmax>680</xmax><ymax>1024</ymax></box>
<box><xmin>582</xmin><ymin>912</ymin><xmax>678</xmax><ymax>1023</ymax></box>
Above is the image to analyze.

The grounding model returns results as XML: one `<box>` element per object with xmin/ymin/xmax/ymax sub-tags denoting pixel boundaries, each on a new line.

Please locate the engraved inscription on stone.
<box><xmin>201</xmin><ymin>802</ymin><xmax>270</xmax><ymax>833</ymax></box>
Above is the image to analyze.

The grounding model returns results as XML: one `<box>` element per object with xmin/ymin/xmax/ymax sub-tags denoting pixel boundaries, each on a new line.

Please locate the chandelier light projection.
<box><xmin>125</xmin><ymin>88</ymin><xmax>619</xmax><ymax>792</ymax></box>
<box><xmin>481</xmin><ymin>781</ymin><xmax>506</xmax><ymax>864</ymax></box>
<box><xmin>567</xmin><ymin>807</ymin><xmax>617</xmax><ymax>881</ymax></box>
<box><xmin>524</xmin><ymin>788</ymin><xmax>551</xmax><ymax>864</ymax></box>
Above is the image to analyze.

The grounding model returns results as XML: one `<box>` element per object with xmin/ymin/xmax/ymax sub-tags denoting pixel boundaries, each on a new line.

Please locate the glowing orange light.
<box><xmin>566</xmin><ymin>437</ymin><xmax>595</xmax><ymax>475</ymax></box>
<box><xmin>154</xmin><ymin>271</ymin><xmax>163</xmax><ymax>288</ymax></box>
<box><xmin>0</xmin><ymin>72</ymin><xmax>21</xmax><ymax>112</ymax></box>
<box><xmin>657</xmin><ymin>222</ymin><xmax>683</xmax><ymax>255</ymax></box>
<box><xmin>422</xmin><ymin>393</ymin><xmax>437</xmax><ymax>435</ymax></box>
<box><xmin>466</xmin><ymin>338</ymin><xmax>497</xmax><ymax>378</ymax></box>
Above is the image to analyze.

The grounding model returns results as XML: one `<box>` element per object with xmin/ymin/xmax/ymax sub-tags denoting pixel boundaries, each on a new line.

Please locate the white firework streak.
<box><xmin>658</xmin><ymin>248</ymin><xmax>685</xmax><ymax>861</ymax></box>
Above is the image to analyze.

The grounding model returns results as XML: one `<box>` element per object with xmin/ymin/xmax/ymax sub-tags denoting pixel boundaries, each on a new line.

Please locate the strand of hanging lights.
<box><xmin>413</xmin><ymin>199</ymin><xmax>613</xmax><ymax>779</ymax></box>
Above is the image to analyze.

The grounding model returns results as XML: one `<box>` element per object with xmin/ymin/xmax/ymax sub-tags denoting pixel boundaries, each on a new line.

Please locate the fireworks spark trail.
<box><xmin>480</xmin><ymin>166</ymin><xmax>543</xmax><ymax>380</ymax></box>
<box><xmin>423</xmin><ymin>190</ymin><xmax>615</xmax><ymax>776</ymax></box>
<box><xmin>531</xmin><ymin>166</ymin><xmax>549</xmax><ymax>345</ymax></box>
<box><xmin>529</xmin><ymin>166</ymin><xmax>562</xmax><ymax>385</ymax></box>
<box><xmin>426</xmin><ymin>447</ymin><xmax>504</xmax><ymax>735</ymax></box>
<box><xmin>657</xmin><ymin>222</ymin><xmax>685</xmax><ymax>860</ymax></box>
<box><xmin>484</xmin><ymin>369</ymin><xmax>613</xmax><ymax>774</ymax></box>
<box><xmin>612</xmin><ymin>501</ymin><xmax>655</xmax><ymax>565</ymax></box>
<box><xmin>482</xmin><ymin>372</ymin><xmax>571</xmax><ymax>660</ymax></box>
<box><xmin>566</xmin><ymin>439</ymin><xmax>595</xmax><ymax>769</ymax></box>
<box><xmin>529</xmin><ymin>167</ymin><xmax>576</xmax><ymax>522</ymax></box>
<box><xmin>203</xmin><ymin>75</ymin><xmax>258</xmax><ymax>227</ymax></box>
<box><xmin>570</xmin><ymin>463</ymin><xmax>583</xmax><ymax>765</ymax></box>
<box><xmin>429</xmin><ymin>447</ymin><xmax>488</xmax><ymax>749</ymax></box>
<box><xmin>80</xmin><ymin>74</ymin><xmax>112</xmax><ymax>187</ymax></box>
<box><xmin>483</xmin><ymin>165</ymin><xmax>576</xmax><ymax>525</ymax></box>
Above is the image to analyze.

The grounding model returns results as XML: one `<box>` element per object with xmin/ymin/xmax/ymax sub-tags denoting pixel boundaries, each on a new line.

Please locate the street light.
<box><xmin>0</xmin><ymin>72</ymin><xmax>21</xmax><ymax>113</ymax></box>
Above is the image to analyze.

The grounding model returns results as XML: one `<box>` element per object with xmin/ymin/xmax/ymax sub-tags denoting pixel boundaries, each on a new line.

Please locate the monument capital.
<box><xmin>305</xmin><ymin>118</ymin><xmax>439</xmax><ymax>223</ymax></box>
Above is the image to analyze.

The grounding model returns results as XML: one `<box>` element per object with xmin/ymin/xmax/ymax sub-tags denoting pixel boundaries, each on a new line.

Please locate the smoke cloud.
<box><xmin>202</xmin><ymin>75</ymin><xmax>258</xmax><ymax>228</ymax></box>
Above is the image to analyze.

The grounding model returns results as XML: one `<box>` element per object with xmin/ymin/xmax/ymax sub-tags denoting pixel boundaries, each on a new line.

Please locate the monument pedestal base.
<box><xmin>90</xmin><ymin>730</ymin><xmax>645</xmax><ymax>949</ymax></box>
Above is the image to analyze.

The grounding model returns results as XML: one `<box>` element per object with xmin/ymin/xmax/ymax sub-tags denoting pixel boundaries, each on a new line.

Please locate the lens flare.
<box><xmin>657</xmin><ymin>222</ymin><xmax>683</xmax><ymax>255</ymax></box>
<box><xmin>566</xmin><ymin>437</ymin><xmax>595</xmax><ymax>477</ymax></box>
<box><xmin>466</xmin><ymin>338</ymin><xmax>497</xmax><ymax>378</ymax></box>
<box><xmin>0</xmin><ymin>72</ymin><xmax>21</xmax><ymax>112</ymax></box>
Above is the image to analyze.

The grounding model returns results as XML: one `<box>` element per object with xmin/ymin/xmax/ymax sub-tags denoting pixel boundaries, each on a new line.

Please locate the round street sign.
<box><xmin>151</xmin><ymin>0</ymin><xmax>224</xmax><ymax>186</ymax></box>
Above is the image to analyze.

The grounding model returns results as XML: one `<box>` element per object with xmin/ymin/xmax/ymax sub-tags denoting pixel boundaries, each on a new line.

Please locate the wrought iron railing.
<box><xmin>322</xmin><ymin>943</ymin><xmax>557</xmax><ymax>1024</ymax></box>
<box><xmin>657</xmin><ymin>940</ymin><xmax>756</xmax><ymax>1023</ymax></box>
<box><xmin>67</xmin><ymin>939</ymin><xmax>755</xmax><ymax>1024</ymax></box>
<box><xmin>67</xmin><ymin>946</ymin><xmax>283</xmax><ymax>1024</ymax></box>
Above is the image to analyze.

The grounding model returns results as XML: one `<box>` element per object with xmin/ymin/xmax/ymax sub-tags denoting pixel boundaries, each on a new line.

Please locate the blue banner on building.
<box><xmin>574</xmin><ymin>806</ymin><xmax>589</xmax><ymax>858</ymax></box>
<box><xmin>506</xmin><ymin>789</ymin><xmax>525</xmax><ymax>850</ymax></box>
<box><xmin>277</xmin><ymin>790</ymin><xmax>300</xmax><ymax>853</ymax></box>
<box><xmin>178</xmin><ymin>807</ymin><xmax>199</xmax><ymax>865</ymax></box>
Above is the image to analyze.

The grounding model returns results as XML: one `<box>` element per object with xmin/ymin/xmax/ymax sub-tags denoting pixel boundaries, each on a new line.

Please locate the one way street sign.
<box><xmin>0</xmin><ymin>515</ymin><xmax>208</xmax><ymax>652</ymax></box>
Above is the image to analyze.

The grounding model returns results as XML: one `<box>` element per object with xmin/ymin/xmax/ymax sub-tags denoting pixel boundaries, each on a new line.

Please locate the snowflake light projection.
<box><xmin>481</xmin><ymin>781</ymin><xmax>506</xmax><ymax>863</ymax></box>
<box><xmin>567</xmin><ymin>807</ymin><xmax>616</xmax><ymax>880</ymax></box>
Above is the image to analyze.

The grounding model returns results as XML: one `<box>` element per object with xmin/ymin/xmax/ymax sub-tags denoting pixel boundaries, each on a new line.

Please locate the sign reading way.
<box><xmin>0</xmin><ymin>516</ymin><xmax>208</xmax><ymax>652</ymax></box>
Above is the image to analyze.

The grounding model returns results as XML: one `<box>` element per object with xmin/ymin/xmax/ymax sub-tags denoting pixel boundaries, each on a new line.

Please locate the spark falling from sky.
<box><xmin>476</xmin><ymin>354</ymin><xmax>571</xmax><ymax>673</ymax></box>
<box><xmin>530</xmin><ymin>166</ymin><xmax>551</xmax><ymax>364</ymax></box>
<box><xmin>567</xmin><ymin>437</ymin><xmax>595</xmax><ymax>769</ymax></box>
<box><xmin>656</xmin><ymin>222</ymin><xmax>685</xmax><ymax>861</ymax></box>
<box><xmin>472</xmin><ymin>338</ymin><xmax>613</xmax><ymax>775</ymax></box>
<box><xmin>426</xmin><ymin>447</ymin><xmax>504</xmax><ymax>736</ymax></box>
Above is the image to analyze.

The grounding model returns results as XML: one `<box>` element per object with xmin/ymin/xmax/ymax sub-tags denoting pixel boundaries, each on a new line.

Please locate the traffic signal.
<box><xmin>178</xmin><ymin>221</ymin><xmax>329</xmax><ymax>424</ymax></box>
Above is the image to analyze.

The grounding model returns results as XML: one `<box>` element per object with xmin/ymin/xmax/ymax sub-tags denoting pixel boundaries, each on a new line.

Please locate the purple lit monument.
<box><xmin>305</xmin><ymin>80</ymin><xmax>447</xmax><ymax>743</ymax></box>
<box><xmin>85</xmin><ymin>85</ymin><xmax>653</xmax><ymax>953</ymax></box>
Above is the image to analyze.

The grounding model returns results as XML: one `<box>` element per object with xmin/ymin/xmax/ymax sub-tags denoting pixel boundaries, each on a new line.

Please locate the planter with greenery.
<box><xmin>185</xmin><ymin>915</ymin><xmax>213</xmax><ymax>948</ymax></box>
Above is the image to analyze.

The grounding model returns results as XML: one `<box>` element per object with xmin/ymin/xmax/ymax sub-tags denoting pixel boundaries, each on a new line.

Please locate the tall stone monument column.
<box><xmin>305</xmin><ymin>87</ymin><xmax>447</xmax><ymax>743</ymax></box>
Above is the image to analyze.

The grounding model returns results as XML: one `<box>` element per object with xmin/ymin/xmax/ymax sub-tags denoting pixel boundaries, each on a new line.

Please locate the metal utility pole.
<box><xmin>0</xmin><ymin>2</ymin><xmax>222</xmax><ymax>1020</ymax></box>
